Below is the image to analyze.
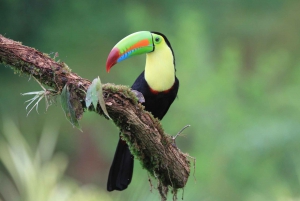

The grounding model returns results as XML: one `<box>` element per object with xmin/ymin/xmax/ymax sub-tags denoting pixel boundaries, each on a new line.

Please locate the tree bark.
<box><xmin>0</xmin><ymin>34</ymin><xmax>191</xmax><ymax>200</ymax></box>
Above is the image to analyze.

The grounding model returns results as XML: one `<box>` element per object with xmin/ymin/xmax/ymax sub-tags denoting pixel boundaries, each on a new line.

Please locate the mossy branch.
<box><xmin>0</xmin><ymin>34</ymin><xmax>191</xmax><ymax>200</ymax></box>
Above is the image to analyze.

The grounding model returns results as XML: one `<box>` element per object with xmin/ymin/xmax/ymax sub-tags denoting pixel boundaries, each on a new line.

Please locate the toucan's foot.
<box><xmin>172</xmin><ymin>125</ymin><xmax>191</xmax><ymax>146</ymax></box>
<box><xmin>131</xmin><ymin>90</ymin><xmax>145</xmax><ymax>103</ymax></box>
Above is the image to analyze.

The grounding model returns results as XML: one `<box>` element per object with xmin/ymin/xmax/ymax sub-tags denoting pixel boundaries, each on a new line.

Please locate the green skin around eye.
<box><xmin>154</xmin><ymin>37</ymin><xmax>161</xmax><ymax>44</ymax></box>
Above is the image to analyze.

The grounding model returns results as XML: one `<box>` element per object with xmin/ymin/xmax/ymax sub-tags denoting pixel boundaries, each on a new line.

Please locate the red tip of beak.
<box><xmin>106</xmin><ymin>48</ymin><xmax>120</xmax><ymax>72</ymax></box>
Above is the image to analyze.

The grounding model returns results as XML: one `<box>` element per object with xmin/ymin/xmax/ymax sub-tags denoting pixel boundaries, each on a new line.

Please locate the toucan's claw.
<box><xmin>131</xmin><ymin>90</ymin><xmax>145</xmax><ymax>103</ymax></box>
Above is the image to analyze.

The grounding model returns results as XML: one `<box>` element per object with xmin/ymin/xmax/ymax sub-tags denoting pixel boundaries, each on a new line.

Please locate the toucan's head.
<box><xmin>106</xmin><ymin>31</ymin><xmax>174</xmax><ymax>72</ymax></box>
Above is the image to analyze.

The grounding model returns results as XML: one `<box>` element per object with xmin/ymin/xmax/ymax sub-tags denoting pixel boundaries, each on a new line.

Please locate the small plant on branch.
<box><xmin>21</xmin><ymin>77</ymin><xmax>57</xmax><ymax>116</ymax></box>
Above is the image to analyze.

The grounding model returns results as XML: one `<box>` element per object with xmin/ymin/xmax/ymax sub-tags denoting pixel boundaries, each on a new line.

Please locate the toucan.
<box><xmin>105</xmin><ymin>31</ymin><xmax>179</xmax><ymax>191</ymax></box>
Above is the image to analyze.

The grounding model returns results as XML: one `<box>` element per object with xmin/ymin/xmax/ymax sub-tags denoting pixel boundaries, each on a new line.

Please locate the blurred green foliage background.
<box><xmin>1</xmin><ymin>0</ymin><xmax>300</xmax><ymax>200</ymax></box>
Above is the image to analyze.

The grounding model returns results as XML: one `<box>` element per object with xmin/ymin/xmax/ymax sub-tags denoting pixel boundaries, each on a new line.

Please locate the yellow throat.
<box><xmin>144</xmin><ymin>44</ymin><xmax>175</xmax><ymax>92</ymax></box>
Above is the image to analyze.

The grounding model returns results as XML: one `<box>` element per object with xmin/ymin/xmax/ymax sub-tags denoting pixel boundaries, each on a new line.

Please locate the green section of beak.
<box><xmin>106</xmin><ymin>31</ymin><xmax>153</xmax><ymax>72</ymax></box>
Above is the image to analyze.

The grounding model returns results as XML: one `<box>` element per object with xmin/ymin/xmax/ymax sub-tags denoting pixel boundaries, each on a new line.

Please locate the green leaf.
<box><xmin>85</xmin><ymin>78</ymin><xmax>98</xmax><ymax>109</ymax></box>
<box><xmin>96</xmin><ymin>76</ymin><xmax>110</xmax><ymax>119</ymax></box>
<box><xmin>85</xmin><ymin>77</ymin><xmax>110</xmax><ymax>119</ymax></box>
<box><xmin>61</xmin><ymin>85</ymin><xmax>81</xmax><ymax>130</ymax></box>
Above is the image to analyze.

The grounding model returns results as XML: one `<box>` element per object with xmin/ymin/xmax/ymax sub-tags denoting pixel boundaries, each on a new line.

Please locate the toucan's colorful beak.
<box><xmin>106</xmin><ymin>31</ymin><xmax>154</xmax><ymax>72</ymax></box>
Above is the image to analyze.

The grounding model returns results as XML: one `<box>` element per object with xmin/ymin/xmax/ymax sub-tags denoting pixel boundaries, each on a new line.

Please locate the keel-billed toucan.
<box><xmin>106</xmin><ymin>31</ymin><xmax>179</xmax><ymax>191</ymax></box>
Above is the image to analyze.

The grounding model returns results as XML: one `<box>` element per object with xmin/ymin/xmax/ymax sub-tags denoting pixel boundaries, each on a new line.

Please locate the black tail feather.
<box><xmin>107</xmin><ymin>139</ymin><xmax>134</xmax><ymax>191</ymax></box>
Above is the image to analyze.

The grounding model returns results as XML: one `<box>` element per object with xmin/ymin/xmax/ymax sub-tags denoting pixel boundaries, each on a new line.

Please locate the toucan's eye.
<box><xmin>154</xmin><ymin>37</ymin><xmax>161</xmax><ymax>43</ymax></box>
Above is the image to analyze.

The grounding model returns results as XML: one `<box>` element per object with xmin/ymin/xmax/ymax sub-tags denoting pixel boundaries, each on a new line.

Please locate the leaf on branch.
<box><xmin>61</xmin><ymin>85</ymin><xmax>81</xmax><ymax>130</ymax></box>
<box><xmin>85</xmin><ymin>76</ymin><xmax>110</xmax><ymax>119</ymax></box>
